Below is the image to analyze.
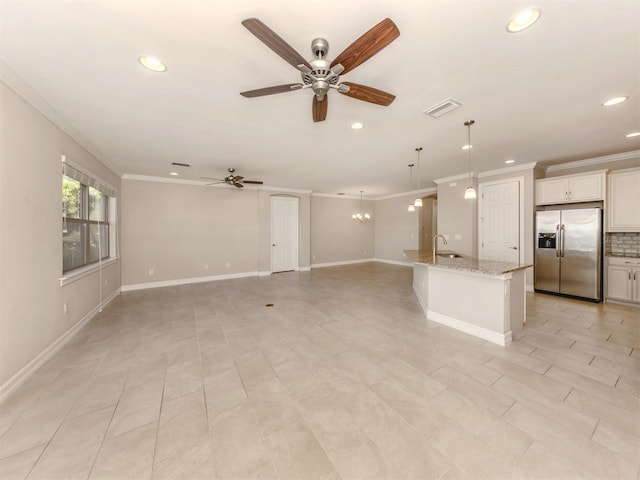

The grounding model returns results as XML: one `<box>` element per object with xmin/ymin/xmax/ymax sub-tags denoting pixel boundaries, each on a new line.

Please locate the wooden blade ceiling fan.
<box><xmin>240</xmin><ymin>17</ymin><xmax>400</xmax><ymax>122</ymax></box>
<box><xmin>201</xmin><ymin>168</ymin><xmax>263</xmax><ymax>188</ymax></box>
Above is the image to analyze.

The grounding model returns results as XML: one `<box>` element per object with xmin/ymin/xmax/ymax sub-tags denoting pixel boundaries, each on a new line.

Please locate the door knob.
<box><xmin>272</xmin><ymin>244</ymin><xmax>277</xmax><ymax>247</ymax></box>
<box><xmin>509</xmin><ymin>246</ymin><xmax>518</xmax><ymax>250</ymax></box>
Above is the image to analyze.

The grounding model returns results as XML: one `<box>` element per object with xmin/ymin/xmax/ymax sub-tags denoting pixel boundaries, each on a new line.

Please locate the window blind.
<box><xmin>61</xmin><ymin>155</ymin><xmax>117</xmax><ymax>197</ymax></box>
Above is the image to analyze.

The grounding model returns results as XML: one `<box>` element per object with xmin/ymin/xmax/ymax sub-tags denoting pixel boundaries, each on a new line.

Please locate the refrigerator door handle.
<box><xmin>560</xmin><ymin>224</ymin><xmax>565</xmax><ymax>257</ymax></box>
<box><xmin>555</xmin><ymin>224</ymin><xmax>561</xmax><ymax>257</ymax></box>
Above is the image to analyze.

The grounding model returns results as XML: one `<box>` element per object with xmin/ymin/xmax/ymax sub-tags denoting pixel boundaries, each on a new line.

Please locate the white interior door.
<box><xmin>480</xmin><ymin>180</ymin><xmax>521</xmax><ymax>263</ymax></box>
<box><xmin>271</xmin><ymin>196</ymin><xmax>299</xmax><ymax>273</ymax></box>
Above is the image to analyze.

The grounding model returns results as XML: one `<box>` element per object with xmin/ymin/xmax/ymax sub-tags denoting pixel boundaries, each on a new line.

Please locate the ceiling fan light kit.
<box><xmin>240</xmin><ymin>17</ymin><xmax>399</xmax><ymax>122</ymax></box>
<box><xmin>201</xmin><ymin>168</ymin><xmax>263</xmax><ymax>189</ymax></box>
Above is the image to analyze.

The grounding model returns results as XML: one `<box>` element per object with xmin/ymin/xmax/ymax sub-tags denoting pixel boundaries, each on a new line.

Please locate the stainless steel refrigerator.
<box><xmin>535</xmin><ymin>206</ymin><xmax>602</xmax><ymax>301</ymax></box>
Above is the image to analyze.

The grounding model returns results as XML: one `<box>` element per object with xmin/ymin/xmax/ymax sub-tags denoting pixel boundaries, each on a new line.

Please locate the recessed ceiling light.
<box><xmin>138</xmin><ymin>55</ymin><xmax>167</xmax><ymax>72</ymax></box>
<box><xmin>462</xmin><ymin>144</ymin><xmax>473</xmax><ymax>150</ymax></box>
<box><xmin>507</xmin><ymin>7</ymin><xmax>541</xmax><ymax>33</ymax></box>
<box><xmin>505</xmin><ymin>159</ymin><xmax>516</xmax><ymax>164</ymax></box>
<box><xmin>602</xmin><ymin>96</ymin><xmax>628</xmax><ymax>107</ymax></box>
<box><xmin>169</xmin><ymin>172</ymin><xmax>179</xmax><ymax>176</ymax></box>
<box><xmin>351</xmin><ymin>122</ymin><xmax>364</xmax><ymax>130</ymax></box>
<box><xmin>625</xmin><ymin>131</ymin><xmax>640</xmax><ymax>138</ymax></box>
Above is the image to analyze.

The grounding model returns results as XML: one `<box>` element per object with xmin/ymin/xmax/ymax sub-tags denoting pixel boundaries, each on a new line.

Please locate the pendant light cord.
<box><xmin>465</xmin><ymin>120</ymin><xmax>475</xmax><ymax>180</ymax></box>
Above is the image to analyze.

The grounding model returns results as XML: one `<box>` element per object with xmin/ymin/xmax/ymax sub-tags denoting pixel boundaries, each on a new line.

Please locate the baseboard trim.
<box><xmin>526</xmin><ymin>283</ymin><xmax>534</xmax><ymax>292</ymax></box>
<box><xmin>426</xmin><ymin>309</ymin><xmax>512</xmax><ymax>346</ymax></box>
<box><xmin>373</xmin><ymin>258</ymin><xmax>413</xmax><ymax>267</ymax></box>
<box><xmin>0</xmin><ymin>288</ymin><xmax>120</xmax><ymax>404</ymax></box>
<box><xmin>297</xmin><ymin>266</ymin><xmax>311</xmax><ymax>272</ymax></box>
<box><xmin>311</xmin><ymin>258</ymin><xmax>374</xmax><ymax>269</ymax></box>
<box><xmin>121</xmin><ymin>271</ymin><xmax>259</xmax><ymax>292</ymax></box>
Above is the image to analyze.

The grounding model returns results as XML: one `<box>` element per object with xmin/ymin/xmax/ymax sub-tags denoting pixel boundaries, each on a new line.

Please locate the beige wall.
<box><xmin>419</xmin><ymin>196</ymin><xmax>437</xmax><ymax>252</ymax></box>
<box><xmin>436</xmin><ymin>178</ymin><xmax>478</xmax><ymax>257</ymax></box>
<box><xmin>121</xmin><ymin>181</ymin><xmax>312</xmax><ymax>286</ymax></box>
<box><xmin>0</xmin><ymin>82</ymin><xmax>121</xmax><ymax>389</ymax></box>
<box><xmin>310</xmin><ymin>195</ymin><xmax>374</xmax><ymax>264</ymax></box>
<box><xmin>373</xmin><ymin>193</ymin><xmax>419</xmax><ymax>263</ymax></box>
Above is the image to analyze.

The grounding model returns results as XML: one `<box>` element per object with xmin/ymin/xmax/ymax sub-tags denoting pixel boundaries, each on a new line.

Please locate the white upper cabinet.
<box><xmin>607</xmin><ymin>167</ymin><xmax>640</xmax><ymax>232</ymax></box>
<box><xmin>535</xmin><ymin>171</ymin><xmax>606</xmax><ymax>205</ymax></box>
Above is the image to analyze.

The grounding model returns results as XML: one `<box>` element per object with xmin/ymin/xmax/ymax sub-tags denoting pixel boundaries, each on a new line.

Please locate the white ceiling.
<box><xmin>1</xmin><ymin>0</ymin><xmax>639</xmax><ymax>197</ymax></box>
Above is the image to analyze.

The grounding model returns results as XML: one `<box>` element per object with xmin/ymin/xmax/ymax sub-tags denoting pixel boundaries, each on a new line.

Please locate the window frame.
<box><xmin>62</xmin><ymin>175</ymin><xmax>110</xmax><ymax>273</ymax></box>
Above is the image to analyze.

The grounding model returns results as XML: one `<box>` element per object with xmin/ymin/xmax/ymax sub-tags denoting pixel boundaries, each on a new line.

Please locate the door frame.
<box><xmin>478</xmin><ymin>176</ymin><xmax>525</xmax><ymax>264</ymax></box>
<box><xmin>270</xmin><ymin>195</ymin><xmax>299</xmax><ymax>273</ymax></box>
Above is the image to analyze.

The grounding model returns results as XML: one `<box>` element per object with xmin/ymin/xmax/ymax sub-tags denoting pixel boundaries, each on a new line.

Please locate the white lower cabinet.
<box><xmin>606</xmin><ymin>257</ymin><xmax>640</xmax><ymax>304</ymax></box>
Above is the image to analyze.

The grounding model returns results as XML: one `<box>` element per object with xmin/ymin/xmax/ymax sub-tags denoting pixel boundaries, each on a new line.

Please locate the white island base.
<box><xmin>408</xmin><ymin>255</ymin><xmax>529</xmax><ymax>346</ymax></box>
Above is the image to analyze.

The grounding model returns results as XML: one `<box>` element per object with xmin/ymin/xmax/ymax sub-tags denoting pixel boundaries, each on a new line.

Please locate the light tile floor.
<box><xmin>1</xmin><ymin>263</ymin><xmax>638</xmax><ymax>479</ymax></box>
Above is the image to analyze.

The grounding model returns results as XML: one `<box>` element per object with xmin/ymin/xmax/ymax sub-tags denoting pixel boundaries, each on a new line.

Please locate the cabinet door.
<box><xmin>536</xmin><ymin>178</ymin><xmax>568</xmax><ymax>205</ymax></box>
<box><xmin>633</xmin><ymin>268</ymin><xmax>640</xmax><ymax>303</ymax></box>
<box><xmin>607</xmin><ymin>265</ymin><xmax>632</xmax><ymax>301</ymax></box>
<box><xmin>568</xmin><ymin>173</ymin><xmax>604</xmax><ymax>202</ymax></box>
<box><xmin>608</xmin><ymin>170</ymin><xmax>640</xmax><ymax>232</ymax></box>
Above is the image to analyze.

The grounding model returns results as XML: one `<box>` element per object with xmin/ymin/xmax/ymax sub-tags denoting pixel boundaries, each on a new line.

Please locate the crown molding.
<box><xmin>478</xmin><ymin>161</ymin><xmax>539</xmax><ymax>178</ymax></box>
<box><xmin>374</xmin><ymin>187</ymin><xmax>437</xmax><ymax>201</ymax></box>
<box><xmin>1</xmin><ymin>61</ymin><xmax>123</xmax><ymax>177</ymax></box>
<box><xmin>544</xmin><ymin>150</ymin><xmax>640</xmax><ymax>173</ymax></box>
<box><xmin>121</xmin><ymin>174</ymin><xmax>312</xmax><ymax>194</ymax></box>
<box><xmin>312</xmin><ymin>193</ymin><xmax>361</xmax><ymax>200</ymax></box>
<box><xmin>433</xmin><ymin>172</ymin><xmax>474</xmax><ymax>185</ymax></box>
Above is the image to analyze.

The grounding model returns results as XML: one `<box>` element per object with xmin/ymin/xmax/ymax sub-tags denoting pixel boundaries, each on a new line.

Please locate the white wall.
<box><xmin>310</xmin><ymin>195</ymin><xmax>374</xmax><ymax>265</ymax></box>
<box><xmin>0</xmin><ymin>82</ymin><xmax>121</xmax><ymax>390</ymax></box>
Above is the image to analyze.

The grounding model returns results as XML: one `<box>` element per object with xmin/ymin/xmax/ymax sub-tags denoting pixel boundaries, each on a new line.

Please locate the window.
<box><xmin>62</xmin><ymin>175</ymin><xmax>110</xmax><ymax>272</ymax></box>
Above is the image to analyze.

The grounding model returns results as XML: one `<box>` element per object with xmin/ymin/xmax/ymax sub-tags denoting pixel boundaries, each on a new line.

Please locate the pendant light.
<box><xmin>463</xmin><ymin>120</ymin><xmax>477</xmax><ymax>200</ymax></box>
<box><xmin>414</xmin><ymin>147</ymin><xmax>423</xmax><ymax>207</ymax></box>
<box><xmin>352</xmin><ymin>190</ymin><xmax>371</xmax><ymax>223</ymax></box>
<box><xmin>407</xmin><ymin>164</ymin><xmax>416</xmax><ymax>212</ymax></box>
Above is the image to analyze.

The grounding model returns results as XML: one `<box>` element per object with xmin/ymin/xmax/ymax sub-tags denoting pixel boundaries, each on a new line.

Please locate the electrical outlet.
<box><xmin>454</xmin><ymin>234</ymin><xmax>462</xmax><ymax>241</ymax></box>
<box><xmin>104</xmin><ymin>279</ymin><xmax>108</xmax><ymax>286</ymax></box>
<box><xmin>148</xmin><ymin>268</ymin><xmax>154</xmax><ymax>275</ymax></box>
<box><xmin>63</xmin><ymin>303</ymin><xmax>68</xmax><ymax>314</ymax></box>
<box><xmin>363</xmin><ymin>250</ymin><xmax>367</xmax><ymax>255</ymax></box>
<box><xmin>204</xmin><ymin>264</ymin><xmax>209</xmax><ymax>270</ymax></box>
<box><xmin>225</xmin><ymin>262</ymin><xmax>231</xmax><ymax>268</ymax></box>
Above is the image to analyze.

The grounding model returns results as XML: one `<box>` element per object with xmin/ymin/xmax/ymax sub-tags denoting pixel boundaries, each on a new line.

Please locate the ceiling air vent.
<box><xmin>423</xmin><ymin>98</ymin><xmax>463</xmax><ymax>118</ymax></box>
<box><xmin>171</xmin><ymin>162</ymin><xmax>191</xmax><ymax>167</ymax></box>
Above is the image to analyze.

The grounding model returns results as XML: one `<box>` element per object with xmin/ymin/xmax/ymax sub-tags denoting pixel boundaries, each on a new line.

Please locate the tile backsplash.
<box><xmin>605</xmin><ymin>232</ymin><xmax>640</xmax><ymax>257</ymax></box>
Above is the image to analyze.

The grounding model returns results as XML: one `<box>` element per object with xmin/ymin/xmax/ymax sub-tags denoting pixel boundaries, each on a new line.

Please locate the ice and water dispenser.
<box><xmin>537</xmin><ymin>232</ymin><xmax>557</xmax><ymax>249</ymax></box>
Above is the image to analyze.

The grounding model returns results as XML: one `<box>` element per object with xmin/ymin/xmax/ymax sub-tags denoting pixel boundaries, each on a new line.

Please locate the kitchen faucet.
<box><xmin>433</xmin><ymin>234</ymin><xmax>447</xmax><ymax>258</ymax></box>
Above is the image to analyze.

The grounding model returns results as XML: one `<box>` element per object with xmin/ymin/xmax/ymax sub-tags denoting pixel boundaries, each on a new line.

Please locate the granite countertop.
<box><xmin>403</xmin><ymin>250</ymin><xmax>533</xmax><ymax>275</ymax></box>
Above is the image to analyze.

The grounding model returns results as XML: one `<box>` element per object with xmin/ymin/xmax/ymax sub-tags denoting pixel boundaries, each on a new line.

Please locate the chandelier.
<box><xmin>352</xmin><ymin>190</ymin><xmax>371</xmax><ymax>223</ymax></box>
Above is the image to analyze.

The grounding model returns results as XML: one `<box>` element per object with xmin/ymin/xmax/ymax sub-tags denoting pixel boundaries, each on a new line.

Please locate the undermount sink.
<box><xmin>437</xmin><ymin>253</ymin><xmax>462</xmax><ymax>258</ymax></box>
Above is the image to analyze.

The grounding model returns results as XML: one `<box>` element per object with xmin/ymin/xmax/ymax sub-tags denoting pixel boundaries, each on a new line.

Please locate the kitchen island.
<box><xmin>404</xmin><ymin>250</ymin><xmax>533</xmax><ymax>346</ymax></box>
